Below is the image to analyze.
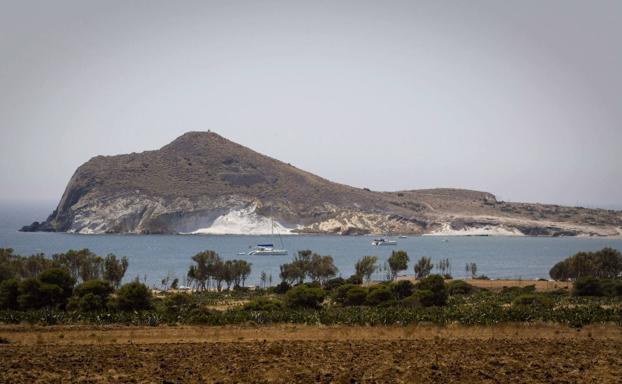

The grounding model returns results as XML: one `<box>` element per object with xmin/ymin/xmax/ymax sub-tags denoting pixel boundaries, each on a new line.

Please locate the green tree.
<box><xmin>414</xmin><ymin>256</ymin><xmax>433</xmax><ymax>279</ymax></box>
<box><xmin>68</xmin><ymin>279</ymin><xmax>114</xmax><ymax>312</ymax></box>
<box><xmin>572</xmin><ymin>276</ymin><xmax>604</xmax><ymax>296</ymax></box>
<box><xmin>366</xmin><ymin>285</ymin><xmax>394</xmax><ymax>306</ymax></box>
<box><xmin>466</xmin><ymin>262</ymin><xmax>478</xmax><ymax>279</ymax></box>
<box><xmin>113</xmin><ymin>282</ymin><xmax>152</xmax><ymax>311</ymax></box>
<box><xmin>415</xmin><ymin>274</ymin><xmax>448</xmax><ymax>306</ymax></box>
<box><xmin>391</xmin><ymin>280</ymin><xmax>414</xmax><ymax>299</ymax></box>
<box><xmin>17</xmin><ymin>278</ymin><xmax>64</xmax><ymax>309</ymax></box>
<box><xmin>308</xmin><ymin>254</ymin><xmax>338</xmax><ymax>285</ymax></box>
<box><xmin>550</xmin><ymin>248</ymin><xmax>622</xmax><ymax>280</ymax></box>
<box><xmin>187</xmin><ymin>250</ymin><xmax>220</xmax><ymax>290</ymax></box>
<box><xmin>355</xmin><ymin>256</ymin><xmax>378</xmax><ymax>282</ymax></box>
<box><xmin>103</xmin><ymin>254</ymin><xmax>129</xmax><ymax>289</ymax></box>
<box><xmin>0</xmin><ymin>279</ymin><xmax>19</xmax><ymax>309</ymax></box>
<box><xmin>38</xmin><ymin>268</ymin><xmax>75</xmax><ymax>306</ymax></box>
<box><xmin>52</xmin><ymin>249</ymin><xmax>102</xmax><ymax>282</ymax></box>
<box><xmin>279</xmin><ymin>251</ymin><xmax>311</xmax><ymax>285</ymax></box>
<box><xmin>285</xmin><ymin>285</ymin><xmax>325</xmax><ymax>308</ymax></box>
<box><xmin>387</xmin><ymin>250</ymin><xmax>409</xmax><ymax>280</ymax></box>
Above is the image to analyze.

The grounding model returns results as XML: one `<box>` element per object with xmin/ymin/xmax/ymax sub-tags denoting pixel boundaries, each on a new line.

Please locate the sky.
<box><xmin>1</xmin><ymin>0</ymin><xmax>621</xmax><ymax>209</ymax></box>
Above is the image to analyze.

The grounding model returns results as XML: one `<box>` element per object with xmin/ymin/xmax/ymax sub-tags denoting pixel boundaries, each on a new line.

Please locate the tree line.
<box><xmin>0</xmin><ymin>248</ymin><xmax>128</xmax><ymax>288</ymax></box>
<box><xmin>549</xmin><ymin>247</ymin><xmax>622</xmax><ymax>280</ymax></box>
<box><xmin>187</xmin><ymin>251</ymin><xmax>251</xmax><ymax>291</ymax></box>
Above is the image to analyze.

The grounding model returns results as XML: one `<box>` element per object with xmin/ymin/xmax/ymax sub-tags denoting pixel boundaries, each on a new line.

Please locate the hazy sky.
<box><xmin>1</xmin><ymin>0</ymin><xmax>621</xmax><ymax>208</ymax></box>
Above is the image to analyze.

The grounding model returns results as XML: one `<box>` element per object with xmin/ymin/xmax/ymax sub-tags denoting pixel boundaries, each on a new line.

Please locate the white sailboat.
<box><xmin>247</xmin><ymin>216</ymin><xmax>288</xmax><ymax>255</ymax></box>
<box><xmin>371</xmin><ymin>238</ymin><xmax>397</xmax><ymax>246</ymax></box>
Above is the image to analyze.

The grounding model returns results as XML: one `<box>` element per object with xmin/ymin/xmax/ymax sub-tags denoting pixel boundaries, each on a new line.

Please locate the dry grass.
<box><xmin>394</xmin><ymin>277</ymin><xmax>572</xmax><ymax>292</ymax></box>
<box><xmin>1</xmin><ymin>323</ymin><xmax>620</xmax><ymax>345</ymax></box>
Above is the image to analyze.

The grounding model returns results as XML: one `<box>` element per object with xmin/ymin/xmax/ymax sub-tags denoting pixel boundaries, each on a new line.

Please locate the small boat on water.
<box><xmin>246</xmin><ymin>214</ymin><xmax>289</xmax><ymax>255</ymax></box>
<box><xmin>371</xmin><ymin>238</ymin><xmax>397</xmax><ymax>246</ymax></box>
<box><xmin>399</xmin><ymin>235</ymin><xmax>407</xmax><ymax>238</ymax></box>
<box><xmin>248</xmin><ymin>243</ymin><xmax>288</xmax><ymax>255</ymax></box>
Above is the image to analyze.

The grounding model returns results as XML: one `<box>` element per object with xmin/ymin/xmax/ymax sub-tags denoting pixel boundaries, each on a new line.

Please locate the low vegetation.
<box><xmin>0</xmin><ymin>247</ymin><xmax>620</xmax><ymax>328</ymax></box>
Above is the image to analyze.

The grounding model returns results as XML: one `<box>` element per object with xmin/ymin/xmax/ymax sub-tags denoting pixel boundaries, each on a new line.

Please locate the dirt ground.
<box><xmin>1</xmin><ymin>324</ymin><xmax>621</xmax><ymax>383</ymax></box>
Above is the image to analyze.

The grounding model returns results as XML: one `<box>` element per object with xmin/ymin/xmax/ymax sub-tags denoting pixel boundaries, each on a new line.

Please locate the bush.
<box><xmin>17</xmin><ymin>278</ymin><xmax>64</xmax><ymax>309</ymax></box>
<box><xmin>500</xmin><ymin>285</ymin><xmax>536</xmax><ymax>297</ymax></box>
<box><xmin>573</xmin><ymin>277</ymin><xmax>604</xmax><ymax>297</ymax></box>
<box><xmin>162</xmin><ymin>293</ymin><xmax>195</xmax><ymax>319</ymax></box>
<box><xmin>601</xmin><ymin>279</ymin><xmax>622</xmax><ymax>297</ymax></box>
<box><xmin>391</xmin><ymin>280</ymin><xmax>414</xmax><ymax>299</ymax></box>
<box><xmin>273</xmin><ymin>281</ymin><xmax>291</xmax><ymax>294</ymax></box>
<box><xmin>366</xmin><ymin>286</ymin><xmax>394</xmax><ymax>306</ymax></box>
<box><xmin>38</xmin><ymin>269</ymin><xmax>75</xmax><ymax>304</ymax></box>
<box><xmin>0</xmin><ymin>279</ymin><xmax>19</xmax><ymax>310</ymax></box>
<box><xmin>447</xmin><ymin>280</ymin><xmax>474</xmax><ymax>295</ymax></box>
<box><xmin>399</xmin><ymin>294</ymin><xmax>424</xmax><ymax>308</ymax></box>
<box><xmin>512</xmin><ymin>294</ymin><xmax>553</xmax><ymax>308</ymax></box>
<box><xmin>113</xmin><ymin>282</ymin><xmax>153</xmax><ymax>311</ymax></box>
<box><xmin>333</xmin><ymin>284</ymin><xmax>367</xmax><ymax>306</ymax></box>
<box><xmin>324</xmin><ymin>277</ymin><xmax>346</xmax><ymax>291</ymax></box>
<box><xmin>68</xmin><ymin>279</ymin><xmax>114</xmax><ymax>312</ymax></box>
<box><xmin>415</xmin><ymin>275</ymin><xmax>448</xmax><ymax>306</ymax></box>
<box><xmin>244</xmin><ymin>296</ymin><xmax>283</xmax><ymax>311</ymax></box>
<box><xmin>408</xmin><ymin>289</ymin><xmax>435</xmax><ymax>307</ymax></box>
<box><xmin>345</xmin><ymin>274</ymin><xmax>363</xmax><ymax>285</ymax></box>
<box><xmin>285</xmin><ymin>285</ymin><xmax>325</xmax><ymax>309</ymax></box>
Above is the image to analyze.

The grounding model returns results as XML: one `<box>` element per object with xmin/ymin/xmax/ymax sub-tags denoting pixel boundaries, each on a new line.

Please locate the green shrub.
<box><xmin>285</xmin><ymin>285</ymin><xmax>325</xmax><ymax>309</ymax></box>
<box><xmin>244</xmin><ymin>296</ymin><xmax>283</xmax><ymax>311</ymax></box>
<box><xmin>324</xmin><ymin>277</ymin><xmax>346</xmax><ymax>291</ymax></box>
<box><xmin>273</xmin><ymin>281</ymin><xmax>291</xmax><ymax>294</ymax></box>
<box><xmin>333</xmin><ymin>284</ymin><xmax>367</xmax><ymax>306</ymax></box>
<box><xmin>410</xmin><ymin>289</ymin><xmax>435</xmax><ymax>307</ymax></box>
<box><xmin>415</xmin><ymin>275</ymin><xmax>448</xmax><ymax>306</ymax></box>
<box><xmin>366</xmin><ymin>286</ymin><xmax>394</xmax><ymax>306</ymax></box>
<box><xmin>391</xmin><ymin>280</ymin><xmax>414</xmax><ymax>299</ymax></box>
<box><xmin>113</xmin><ymin>282</ymin><xmax>153</xmax><ymax>311</ymax></box>
<box><xmin>447</xmin><ymin>280</ymin><xmax>474</xmax><ymax>295</ymax></box>
<box><xmin>399</xmin><ymin>294</ymin><xmax>424</xmax><ymax>308</ymax></box>
<box><xmin>38</xmin><ymin>269</ymin><xmax>75</xmax><ymax>303</ymax></box>
<box><xmin>345</xmin><ymin>275</ymin><xmax>363</xmax><ymax>285</ymax></box>
<box><xmin>573</xmin><ymin>277</ymin><xmax>604</xmax><ymax>297</ymax></box>
<box><xmin>601</xmin><ymin>279</ymin><xmax>622</xmax><ymax>297</ymax></box>
<box><xmin>163</xmin><ymin>292</ymin><xmax>194</xmax><ymax>313</ymax></box>
<box><xmin>511</xmin><ymin>294</ymin><xmax>553</xmax><ymax>308</ymax></box>
<box><xmin>68</xmin><ymin>279</ymin><xmax>114</xmax><ymax>312</ymax></box>
<box><xmin>0</xmin><ymin>279</ymin><xmax>19</xmax><ymax>310</ymax></box>
<box><xmin>500</xmin><ymin>285</ymin><xmax>536</xmax><ymax>297</ymax></box>
<box><xmin>17</xmin><ymin>278</ymin><xmax>64</xmax><ymax>309</ymax></box>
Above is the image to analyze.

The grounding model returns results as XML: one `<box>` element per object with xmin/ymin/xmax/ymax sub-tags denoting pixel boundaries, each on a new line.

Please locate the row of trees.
<box><xmin>186</xmin><ymin>251</ymin><xmax>252</xmax><ymax>291</ymax></box>
<box><xmin>0</xmin><ymin>248</ymin><xmax>128</xmax><ymax>288</ymax></box>
<box><xmin>549</xmin><ymin>247</ymin><xmax>622</xmax><ymax>280</ymax></box>
<box><xmin>279</xmin><ymin>250</ymin><xmax>338</xmax><ymax>285</ymax></box>
<box><xmin>0</xmin><ymin>266</ymin><xmax>150</xmax><ymax>312</ymax></box>
<box><xmin>354</xmin><ymin>251</ymin><xmax>452</xmax><ymax>281</ymax></box>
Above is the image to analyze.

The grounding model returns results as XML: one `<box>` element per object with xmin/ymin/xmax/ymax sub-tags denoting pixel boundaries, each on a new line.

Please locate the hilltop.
<box><xmin>22</xmin><ymin>132</ymin><xmax>622</xmax><ymax>236</ymax></box>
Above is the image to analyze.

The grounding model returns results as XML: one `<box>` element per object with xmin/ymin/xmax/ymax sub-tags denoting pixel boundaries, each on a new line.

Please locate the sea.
<box><xmin>1</xmin><ymin>200</ymin><xmax>621</xmax><ymax>288</ymax></box>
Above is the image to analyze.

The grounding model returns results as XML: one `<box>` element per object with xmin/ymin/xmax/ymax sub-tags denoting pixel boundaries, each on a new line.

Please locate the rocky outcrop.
<box><xmin>21</xmin><ymin>131</ymin><xmax>622</xmax><ymax>236</ymax></box>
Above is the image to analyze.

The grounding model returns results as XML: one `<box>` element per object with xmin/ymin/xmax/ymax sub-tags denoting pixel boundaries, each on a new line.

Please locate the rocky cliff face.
<box><xmin>22</xmin><ymin>132</ymin><xmax>622</xmax><ymax>236</ymax></box>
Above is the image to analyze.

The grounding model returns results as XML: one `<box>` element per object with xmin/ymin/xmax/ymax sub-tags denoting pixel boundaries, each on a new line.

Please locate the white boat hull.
<box><xmin>248</xmin><ymin>249</ymin><xmax>288</xmax><ymax>255</ymax></box>
<box><xmin>371</xmin><ymin>240</ymin><xmax>397</xmax><ymax>246</ymax></box>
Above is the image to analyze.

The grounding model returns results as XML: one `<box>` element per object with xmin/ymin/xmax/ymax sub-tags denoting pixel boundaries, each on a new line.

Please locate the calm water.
<box><xmin>1</xmin><ymin>200</ymin><xmax>621</xmax><ymax>287</ymax></box>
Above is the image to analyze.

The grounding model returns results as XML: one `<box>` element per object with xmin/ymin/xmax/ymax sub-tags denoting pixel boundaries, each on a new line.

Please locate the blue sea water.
<box><xmin>1</xmin><ymin>200</ymin><xmax>621</xmax><ymax>288</ymax></box>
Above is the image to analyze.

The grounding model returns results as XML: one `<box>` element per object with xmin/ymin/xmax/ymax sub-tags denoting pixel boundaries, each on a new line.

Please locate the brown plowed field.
<box><xmin>1</xmin><ymin>324</ymin><xmax>621</xmax><ymax>383</ymax></box>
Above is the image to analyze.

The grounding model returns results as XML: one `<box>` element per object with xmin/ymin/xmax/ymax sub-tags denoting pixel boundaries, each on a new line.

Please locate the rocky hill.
<box><xmin>22</xmin><ymin>132</ymin><xmax>622</xmax><ymax>236</ymax></box>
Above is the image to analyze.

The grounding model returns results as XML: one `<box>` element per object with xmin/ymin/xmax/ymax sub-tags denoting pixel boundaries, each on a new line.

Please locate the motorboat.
<box><xmin>247</xmin><ymin>243</ymin><xmax>288</xmax><ymax>255</ymax></box>
<box><xmin>371</xmin><ymin>238</ymin><xmax>397</xmax><ymax>246</ymax></box>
